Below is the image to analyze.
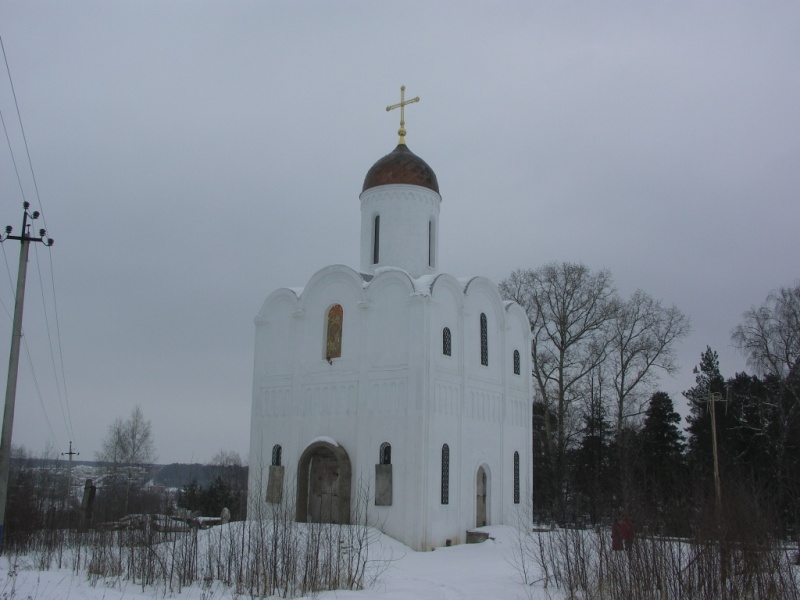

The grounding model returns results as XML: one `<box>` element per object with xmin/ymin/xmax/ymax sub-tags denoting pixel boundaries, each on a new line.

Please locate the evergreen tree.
<box><xmin>177</xmin><ymin>476</ymin><xmax>243</xmax><ymax>520</ymax></box>
<box><xmin>177</xmin><ymin>480</ymin><xmax>201</xmax><ymax>513</ymax></box>
<box><xmin>684</xmin><ymin>347</ymin><xmax>726</xmax><ymax>483</ymax></box>
<box><xmin>641</xmin><ymin>392</ymin><xmax>684</xmax><ymax>474</ymax></box>
<box><xmin>568</xmin><ymin>400</ymin><xmax>612</xmax><ymax>524</ymax></box>
<box><xmin>531</xmin><ymin>400</ymin><xmax>556</xmax><ymax>522</ymax></box>
<box><xmin>638</xmin><ymin>391</ymin><xmax>686</xmax><ymax>530</ymax></box>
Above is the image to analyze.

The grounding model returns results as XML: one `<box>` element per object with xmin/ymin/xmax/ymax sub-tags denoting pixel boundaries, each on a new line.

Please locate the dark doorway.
<box><xmin>476</xmin><ymin>465</ymin><xmax>489</xmax><ymax>527</ymax></box>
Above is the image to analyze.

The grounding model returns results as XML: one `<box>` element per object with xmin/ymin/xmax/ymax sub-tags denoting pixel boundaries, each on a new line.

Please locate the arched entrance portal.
<box><xmin>476</xmin><ymin>465</ymin><xmax>489</xmax><ymax>527</ymax></box>
<box><xmin>296</xmin><ymin>440</ymin><xmax>352</xmax><ymax>524</ymax></box>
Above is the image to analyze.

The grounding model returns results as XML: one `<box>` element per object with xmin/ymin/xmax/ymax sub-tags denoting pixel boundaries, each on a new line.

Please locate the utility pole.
<box><xmin>707</xmin><ymin>391</ymin><xmax>725</xmax><ymax>518</ymax></box>
<box><xmin>706</xmin><ymin>390</ymin><xmax>730</xmax><ymax>600</ymax></box>
<box><xmin>0</xmin><ymin>201</ymin><xmax>54</xmax><ymax>554</ymax></box>
<box><xmin>62</xmin><ymin>440</ymin><xmax>79</xmax><ymax>507</ymax></box>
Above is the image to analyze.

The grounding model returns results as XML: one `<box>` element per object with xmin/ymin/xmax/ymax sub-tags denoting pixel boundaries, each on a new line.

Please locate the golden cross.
<box><xmin>386</xmin><ymin>85</ymin><xmax>420</xmax><ymax>144</ymax></box>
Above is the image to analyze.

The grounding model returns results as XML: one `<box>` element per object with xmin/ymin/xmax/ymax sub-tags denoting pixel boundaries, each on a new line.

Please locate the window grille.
<box><xmin>272</xmin><ymin>444</ymin><xmax>282</xmax><ymax>467</ymax></box>
<box><xmin>379</xmin><ymin>442</ymin><xmax>392</xmax><ymax>465</ymax></box>
<box><xmin>443</xmin><ymin>327</ymin><xmax>452</xmax><ymax>356</ymax></box>
<box><xmin>513</xmin><ymin>451</ymin><xmax>520</xmax><ymax>504</ymax></box>
<box><xmin>441</xmin><ymin>444</ymin><xmax>450</xmax><ymax>504</ymax></box>
<box><xmin>513</xmin><ymin>350</ymin><xmax>521</xmax><ymax>375</ymax></box>
<box><xmin>480</xmin><ymin>313</ymin><xmax>488</xmax><ymax>366</ymax></box>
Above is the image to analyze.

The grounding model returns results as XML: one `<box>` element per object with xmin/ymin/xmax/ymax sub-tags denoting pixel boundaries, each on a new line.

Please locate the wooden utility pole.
<box><xmin>707</xmin><ymin>390</ymin><xmax>728</xmax><ymax>598</ymax></box>
<box><xmin>0</xmin><ymin>202</ymin><xmax>54</xmax><ymax>553</ymax></box>
<box><xmin>707</xmin><ymin>391</ymin><xmax>725</xmax><ymax>518</ymax></box>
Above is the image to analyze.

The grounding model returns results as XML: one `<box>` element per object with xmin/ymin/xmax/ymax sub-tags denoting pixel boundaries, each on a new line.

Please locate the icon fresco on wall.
<box><xmin>326</xmin><ymin>304</ymin><xmax>343</xmax><ymax>361</ymax></box>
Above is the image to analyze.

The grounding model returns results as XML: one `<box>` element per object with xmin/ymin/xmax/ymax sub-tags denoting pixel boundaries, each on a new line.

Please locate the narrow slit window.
<box><xmin>441</xmin><ymin>444</ymin><xmax>450</xmax><ymax>504</ymax></box>
<box><xmin>480</xmin><ymin>313</ymin><xmax>488</xmax><ymax>366</ymax></box>
<box><xmin>326</xmin><ymin>304</ymin><xmax>343</xmax><ymax>361</ymax></box>
<box><xmin>272</xmin><ymin>444</ymin><xmax>282</xmax><ymax>467</ymax></box>
<box><xmin>513</xmin><ymin>451</ymin><xmax>520</xmax><ymax>504</ymax></box>
<box><xmin>379</xmin><ymin>442</ymin><xmax>391</xmax><ymax>465</ymax></box>
<box><xmin>513</xmin><ymin>350</ymin><xmax>521</xmax><ymax>375</ymax></box>
<box><xmin>428</xmin><ymin>220</ymin><xmax>434</xmax><ymax>267</ymax></box>
<box><xmin>443</xmin><ymin>327</ymin><xmax>452</xmax><ymax>356</ymax></box>
<box><xmin>373</xmin><ymin>215</ymin><xmax>380</xmax><ymax>264</ymax></box>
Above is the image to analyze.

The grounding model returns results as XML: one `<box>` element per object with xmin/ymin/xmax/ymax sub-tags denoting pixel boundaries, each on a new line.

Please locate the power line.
<box><xmin>44</xmin><ymin>249</ymin><xmax>75</xmax><ymax>442</ymax></box>
<box><xmin>0</xmin><ymin>244</ymin><xmax>15</xmax><ymax>318</ymax></box>
<box><xmin>33</xmin><ymin>243</ymin><xmax>74</xmax><ymax>442</ymax></box>
<box><xmin>0</xmin><ymin>35</ymin><xmax>47</xmax><ymax>228</ymax></box>
<box><xmin>0</xmin><ymin>108</ymin><xmax>28</xmax><ymax>203</ymax></box>
<box><xmin>1</xmin><ymin>33</ymin><xmax>75</xmax><ymax>448</ymax></box>
<box><xmin>22</xmin><ymin>331</ymin><xmax>61</xmax><ymax>450</ymax></box>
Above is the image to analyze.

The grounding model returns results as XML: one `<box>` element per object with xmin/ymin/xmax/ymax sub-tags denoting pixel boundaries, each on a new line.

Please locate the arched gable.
<box><xmin>256</xmin><ymin>287</ymin><xmax>301</xmax><ymax>321</ymax></box>
<box><xmin>364</xmin><ymin>269</ymin><xmax>416</xmax><ymax>368</ymax></box>
<box><xmin>463</xmin><ymin>276</ymin><xmax>506</xmax><ymax>325</ymax></box>
<box><xmin>300</xmin><ymin>264</ymin><xmax>368</xmax><ymax>310</ymax></box>
<box><xmin>364</xmin><ymin>267</ymin><xmax>416</xmax><ymax>299</ymax></box>
<box><xmin>428</xmin><ymin>273</ymin><xmax>465</xmax><ymax>307</ymax></box>
<box><xmin>429</xmin><ymin>274</ymin><xmax>465</xmax><ymax>368</ymax></box>
<box><xmin>255</xmin><ymin>289</ymin><xmax>301</xmax><ymax>377</ymax></box>
<box><xmin>503</xmin><ymin>301</ymin><xmax>532</xmax><ymax>342</ymax></box>
<box><xmin>284</xmin><ymin>265</ymin><xmax>367</xmax><ymax>368</ymax></box>
<box><xmin>461</xmin><ymin>276</ymin><xmax>508</xmax><ymax>378</ymax></box>
<box><xmin>503</xmin><ymin>301</ymin><xmax>531</xmax><ymax>386</ymax></box>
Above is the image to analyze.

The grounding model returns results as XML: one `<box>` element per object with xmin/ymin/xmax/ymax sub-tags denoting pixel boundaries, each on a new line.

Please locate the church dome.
<box><xmin>362</xmin><ymin>144</ymin><xmax>439</xmax><ymax>194</ymax></box>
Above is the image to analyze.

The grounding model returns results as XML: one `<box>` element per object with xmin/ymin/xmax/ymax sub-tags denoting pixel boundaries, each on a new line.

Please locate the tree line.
<box><xmin>501</xmin><ymin>263</ymin><xmax>799</xmax><ymax>536</ymax></box>
<box><xmin>4</xmin><ymin>404</ymin><xmax>246</xmax><ymax>550</ymax></box>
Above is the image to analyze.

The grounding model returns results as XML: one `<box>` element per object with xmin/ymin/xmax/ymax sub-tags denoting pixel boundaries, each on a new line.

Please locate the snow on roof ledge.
<box><xmin>308</xmin><ymin>436</ymin><xmax>339</xmax><ymax>447</ymax></box>
<box><xmin>373</xmin><ymin>266</ymin><xmax>411</xmax><ymax>277</ymax></box>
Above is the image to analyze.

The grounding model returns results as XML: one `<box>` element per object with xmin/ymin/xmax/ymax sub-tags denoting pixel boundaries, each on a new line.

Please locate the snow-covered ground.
<box><xmin>0</xmin><ymin>526</ymin><xmax>547</xmax><ymax>600</ymax></box>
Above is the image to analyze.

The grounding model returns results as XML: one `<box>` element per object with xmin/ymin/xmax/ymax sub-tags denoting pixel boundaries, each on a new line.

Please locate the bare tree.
<box><xmin>211</xmin><ymin>450</ymin><xmax>243</xmax><ymax>467</ymax></box>
<box><xmin>732</xmin><ymin>282</ymin><xmax>800</xmax><ymax>527</ymax></box>
<box><xmin>609</xmin><ymin>290</ymin><xmax>690</xmax><ymax>434</ymax></box>
<box><xmin>500</xmin><ymin>262</ymin><xmax>617</xmax><ymax>518</ymax></box>
<box><xmin>96</xmin><ymin>405</ymin><xmax>156</xmax><ymax>516</ymax></box>
<box><xmin>732</xmin><ymin>282</ymin><xmax>800</xmax><ymax>387</ymax></box>
<box><xmin>97</xmin><ymin>405</ymin><xmax>156</xmax><ymax>468</ymax></box>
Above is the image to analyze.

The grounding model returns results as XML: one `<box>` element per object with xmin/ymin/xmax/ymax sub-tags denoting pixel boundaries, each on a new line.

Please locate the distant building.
<box><xmin>248</xmin><ymin>103</ymin><xmax>531</xmax><ymax>550</ymax></box>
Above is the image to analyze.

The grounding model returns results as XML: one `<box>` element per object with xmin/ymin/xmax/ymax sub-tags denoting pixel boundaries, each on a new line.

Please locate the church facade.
<box><xmin>248</xmin><ymin>108</ymin><xmax>531</xmax><ymax>551</ymax></box>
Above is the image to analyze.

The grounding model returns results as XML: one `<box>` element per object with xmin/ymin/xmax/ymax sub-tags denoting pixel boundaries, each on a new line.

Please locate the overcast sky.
<box><xmin>1</xmin><ymin>2</ymin><xmax>798</xmax><ymax>464</ymax></box>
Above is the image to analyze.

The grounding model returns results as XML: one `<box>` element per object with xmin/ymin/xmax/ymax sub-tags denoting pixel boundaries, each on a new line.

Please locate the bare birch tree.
<box><xmin>609</xmin><ymin>290</ymin><xmax>690</xmax><ymax>434</ymax></box>
<box><xmin>500</xmin><ymin>262</ymin><xmax>616</xmax><ymax>518</ymax></box>
<box><xmin>732</xmin><ymin>282</ymin><xmax>800</xmax><ymax>387</ymax></box>
<box><xmin>96</xmin><ymin>405</ymin><xmax>156</xmax><ymax>515</ymax></box>
<box><xmin>731</xmin><ymin>282</ymin><xmax>800</xmax><ymax>522</ymax></box>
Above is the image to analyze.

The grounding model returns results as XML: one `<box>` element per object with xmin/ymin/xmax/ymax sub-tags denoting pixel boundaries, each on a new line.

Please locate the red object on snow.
<box><xmin>621</xmin><ymin>516</ymin><xmax>635</xmax><ymax>550</ymax></box>
<box><xmin>611</xmin><ymin>521</ymin><xmax>623</xmax><ymax>551</ymax></box>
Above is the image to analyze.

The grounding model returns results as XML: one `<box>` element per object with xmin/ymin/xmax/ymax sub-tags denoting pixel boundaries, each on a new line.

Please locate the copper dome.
<box><xmin>362</xmin><ymin>144</ymin><xmax>439</xmax><ymax>194</ymax></box>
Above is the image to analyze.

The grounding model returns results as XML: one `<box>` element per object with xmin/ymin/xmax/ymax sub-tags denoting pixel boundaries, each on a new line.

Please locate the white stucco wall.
<box><xmin>249</xmin><ymin>263</ymin><xmax>531</xmax><ymax>551</ymax></box>
<box><xmin>359</xmin><ymin>184</ymin><xmax>441</xmax><ymax>278</ymax></box>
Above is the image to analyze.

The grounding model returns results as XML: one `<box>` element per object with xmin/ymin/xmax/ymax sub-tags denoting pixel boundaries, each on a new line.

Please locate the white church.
<box><xmin>248</xmin><ymin>89</ymin><xmax>532</xmax><ymax>551</ymax></box>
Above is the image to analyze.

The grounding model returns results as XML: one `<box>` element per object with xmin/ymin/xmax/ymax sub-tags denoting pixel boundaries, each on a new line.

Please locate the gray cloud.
<box><xmin>1</xmin><ymin>2</ymin><xmax>798</xmax><ymax>462</ymax></box>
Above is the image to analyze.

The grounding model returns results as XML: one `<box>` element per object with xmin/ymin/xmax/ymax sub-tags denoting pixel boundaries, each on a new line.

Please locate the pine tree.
<box><xmin>177</xmin><ymin>480</ymin><xmax>201</xmax><ymax>513</ymax></box>
<box><xmin>569</xmin><ymin>401</ymin><xmax>612</xmax><ymax>524</ymax></box>
<box><xmin>638</xmin><ymin>391</ymin><xmax>686</xmax><ymax>530</ymax></box>
<box><xmin>684</xmin><ymin>347</ymin><xmax>726</xmax><ymax>479</ymax></box>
